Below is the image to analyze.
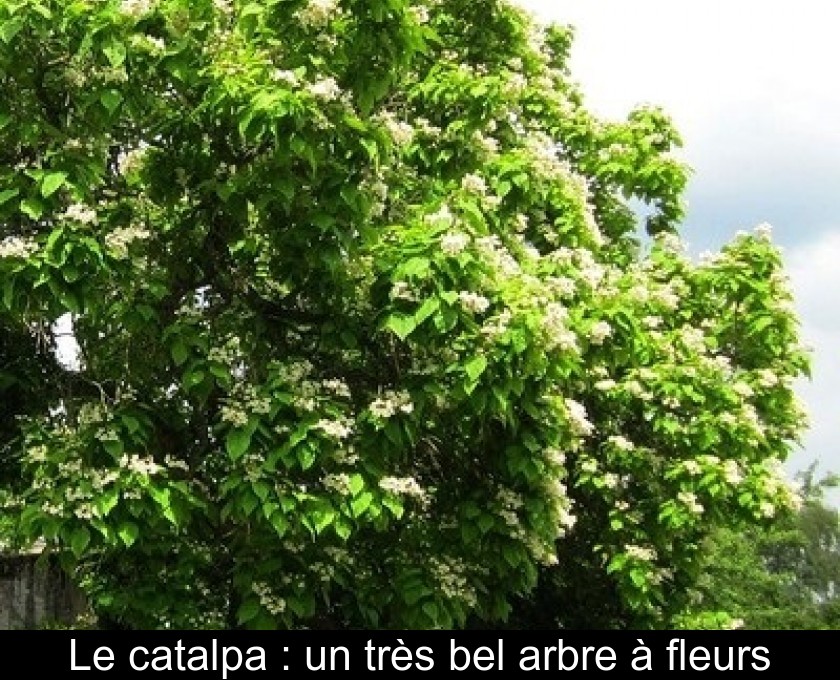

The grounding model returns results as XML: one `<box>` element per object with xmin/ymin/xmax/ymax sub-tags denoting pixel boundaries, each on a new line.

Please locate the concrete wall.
<box><xmin>0</xmin><ymin>554</ymin><xmax>86</xmax><ymax>629</ymax></box>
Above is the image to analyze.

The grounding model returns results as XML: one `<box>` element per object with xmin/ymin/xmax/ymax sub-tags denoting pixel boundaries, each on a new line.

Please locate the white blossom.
<box><xmin>458</xmin><ymin>291</ymin><xmax>490</xmax><ymax>314</ymax></box>
<box><xmin>0</xmin><ymin>236</ymin><xmax>38</xmax><ymax>259</ymax></box>
<box><xmin>461</xmin><ymin>173</ymin><xmax>488</xmax><ymax>195</ymax></box>
<box><xmin>565</xmin><ymin>398</ymin><xmax>593</xmax><ymax>437</ymax></box>
<box><xmin>440</xmin><ymin>231</ymin><xmax>470</xmax><ymax>256</ymax></box>
<box><xmin>589</xmin><ymin>320</ymin><xmax>612</xmax><ymax>345</ymax></box>
<box><xmin>63</xmin><ymin>203</ymin><xmax>97</xmax><ymax>225</ymax></box>
<box><xmin>307</xmin><ymin>77</ymin><xmax>341</xmax><ymax>102</ymax></box>
<box><xmin>295</xmin><ymin>0</ymin><xmax>341</xmax><ymax>27</ymax></box>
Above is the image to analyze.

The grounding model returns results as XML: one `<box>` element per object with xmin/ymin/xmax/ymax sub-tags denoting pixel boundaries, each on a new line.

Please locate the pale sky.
<box><xmin>518</xmin><ymin>0</ymin><xmax>840</xmax><ymax>501</ymax></box>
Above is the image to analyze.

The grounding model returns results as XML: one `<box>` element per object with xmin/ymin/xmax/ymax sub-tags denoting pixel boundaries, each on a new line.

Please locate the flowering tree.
<box><xmin>0</xmin><ymin>0</ymin><xmax>809</xmax><ymax>629</ymax></box>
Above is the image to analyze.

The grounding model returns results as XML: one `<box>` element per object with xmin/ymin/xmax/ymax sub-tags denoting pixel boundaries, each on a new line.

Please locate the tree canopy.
<box><xmin>0</xmin><ymin>0</ymin><xmax>810</xmax><ymax>629</ymax></box>
<box><xmin>689</xmin><ymin>467</ymin><xmax>840</xmax><ymax>630</ymax></box>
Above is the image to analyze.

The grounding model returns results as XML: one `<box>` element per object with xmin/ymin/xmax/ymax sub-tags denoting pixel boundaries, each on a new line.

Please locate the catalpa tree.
<box><xmin>0</xmin><ymin>0</ymin><xmax>809</xmax><ymax>629</ymax></box>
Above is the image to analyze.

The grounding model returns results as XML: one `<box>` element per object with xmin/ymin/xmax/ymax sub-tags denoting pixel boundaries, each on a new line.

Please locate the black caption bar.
<box><xmin>6</xmin><ymin>630</ymin><xmax>833</xmax><ymax>677</ymax></box>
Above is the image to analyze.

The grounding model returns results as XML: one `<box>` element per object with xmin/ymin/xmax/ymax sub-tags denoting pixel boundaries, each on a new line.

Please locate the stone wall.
<box><xmin>0</xmin><ymin>553</ymin><xmax>86</xmax><ymax>629</ymax></box>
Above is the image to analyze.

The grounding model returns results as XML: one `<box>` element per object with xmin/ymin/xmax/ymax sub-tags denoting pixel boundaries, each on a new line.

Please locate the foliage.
<box><xmin>687</xmin><ymin>466</ymin><xmax>840</xmax><ymax>629</ymax></box>
<box><xmin>0</xmin><ymin>0</ymin><xmax>810</xmax><ymax>628</ymax></box>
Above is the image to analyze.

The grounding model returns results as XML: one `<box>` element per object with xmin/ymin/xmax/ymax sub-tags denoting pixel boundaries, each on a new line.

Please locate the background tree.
<box><xmin>0</xmin><ymin>0</ymin><xmax>809</xmax><ymax>629</ymax></box>
<box><xmin>686</xmin><ymin>466</ymin><xmax>840</xmax><ymax>629</ymax></box>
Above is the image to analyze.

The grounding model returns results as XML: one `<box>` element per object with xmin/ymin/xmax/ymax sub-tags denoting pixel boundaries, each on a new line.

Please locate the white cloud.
<box><xmin>515</xmin><ymin>1</ymin><xmax>840</xmax><ymax>502</ymax></box>
<box><xmin>516</xmin><ymin>0</ymin><xmax>840</xmax><ymax>253</ymax></box>
<box><xmin>786</xmin><ymin>231</ymin><xmax>840</xmax><ymax>501</ymax></box>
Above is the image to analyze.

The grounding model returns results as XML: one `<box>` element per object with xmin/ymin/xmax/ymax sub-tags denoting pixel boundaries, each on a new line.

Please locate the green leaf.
<box><xmin>350</xmin><ymin>491</ymin><xmax>373</xmax><ymax>518</ymax></box>
<box><xmin>270</xmin><ymin>511</ymin><xmax>288</xmax><ymax>537</ymax></box>
<box><xmin>422</xmin><ymin>601</ymin><xmax>439</xmax><ymax>622</ymax></box>
<box><xmin>171</xmin><ymin>341</ymin><xmax>189</xmax><ymax>366</ymax></box>
<box><xmin>0</xmin><ymin>18</ymin><xmax>24</xmax><ymax>43</ymax></box>
<box><xmin>118</xmin><ymin>521</ymin><xmax>139</xmax><ymax>547</ymax></box>
<box><xmin>334</xmin><ymin>517</ymin><xmax>352</xmax><ymax>540</ymax></box>
<box><xmin>20</xmin><ymin>197</ymin><xmax>44</xmax><ymax>220</ymax></box>
<box><xmin>311</xmin><ymin>507</ymin><xmax>335</xmax><ymax>534</ymax></box>
<box><xmin>101</xmin><ymin>90</ymin><xmax>123</xmax><ymax>115</ymax></box>
<box><xmin>383</xmin><ymin>495</ymin><xmax>404</xmax><ymax>519</ymax></box>
<box><xmin>477</xmin><ymin>514</ymin><xmax>494</xmax><ymax>534</ymax></box>
<box><xmin>41</xmin><ymin>172</ymin><xmax>68</xmax><ymax>198</ymax></box>
<box><xmin>103</xmin><ymin>439</ymin><xmax>123</xmax><ymax>457</ymax></box>
<box><xmin>414</xmin><ymin>297</ymin><xmax>439</xmax><ymax>325</ymax></box>
<box><xmin>348</xmin><ymin>473</ymin><xmax>364</xmax><ymax>496</ymax></box>
<box><xmin>384</xmin><ymin>313</ymin><xmax>417</xmax><ymax>341</ymax></box>
<box><xmin>70</xmin><ymin>526</ymin><xmax>91</xmax><ymax>558</ymax></box>
<box><xmin>103</xmin><ymin>39</ymin><xmax>126</xmax><ymax>68</ymax></box>
<box><xmin>96</xmin><ymin>489</ymin><xmax>119</xmax><ymax>517</ymax></box>
<box><xmin>0</xmin><ymin>188</ymin><xmax>20</xmax><ymax>205</ymax></box>
<box><xmin>237</xmin><ymin>599</ymin><xmax>261</xmax><ymax>625</ymax></box>
<box><xmin>183</xmin><ymin>368</ymin><xmax>205</xmax><ymax>390</ymax></box>
<box><xmin>226</xmin><ymin>427</ymin><xmax>253</xmax><ymax>460</ymax></box>
<box><xmin>465</xmin><ymin>355</ymin><xmax>488</xmax><ymax>382</ymax></box>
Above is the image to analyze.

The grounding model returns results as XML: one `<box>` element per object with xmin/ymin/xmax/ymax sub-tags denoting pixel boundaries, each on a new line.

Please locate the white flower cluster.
<box><xmin>409</xmin><ymin>5</ymin><xmax>430</xmax><ymax>24</ymax></box>
<box><xmin>722</xmin><ymin>459</ymin><xmax>743</xmax><ymax>485</ymax></box>
<box><xmin>315</xmin><ymin>417</ymin><xmax>353</xmax><ymax>440</ymax></box>
<box><xmin>120</xmin><ymin>453</ymin><xmax>162</xmax><ymax>476</ymax></box>
<box><xmin>389</xmin><ymin>281</ymin><xmax>415</xmax><ymax>301</ymax></box>
<box><xmin>564</xmin><ymin>398</ymin><xmax>593</xmax><ymax>437</ymax></box>
<box><xmin>26</xmin><ymin>445</ymin><xmax>48</xmax><ymax>463</ymax></box>
<box><xmin>252</xmin><ymin>582</ymin><xmax>286</xmax><ymax>616</ymax></box>
<box><xmin>120</xmin><ymin>0</ymin><xmax>156</xmax><ymax>19</ymax></box>
<box><xmin>625</xmin><ymin>544</ymin><xmax>657</xmax><ymax>562</ymax></box>
<box><xmin>295</xmin><ymin>0</ymin><xmax>341</xmax><ymax>28</ymax></box>
<box><xmin>480</xmin><ymin>308</ymin><xmax>512</xmax><ymax>340</ymax></box>
<box><xmin>424</xmin><ymin>203</ymin><xmax>455</xmax><ymax>228</ymax></box>
<box><xmin>63</xmin><ymin>203</ymin><xmax>97</xmax><ymax>225</ymax></box>
<box><xmin>322</xmin><ymin>378</ymin><xmax>351</xmax><ymax>398</ymax></box>
<box><xmin>429</xmin><ymin>555</ymin><xmax>477</xmax><ymax>608</ymax></box>
<box><xmin>607</xmin><ymin>435</ymin><xmax>633</xmax><ymax>452</ymax></box>
<box><xmin>130</xmin><ymin>34</ymin><xmax>165</xmax><ymax>55</ymax></box>
<box><xmin>754</xmin><ymin>221</ymin><xmax>773</xmax><ymax>240</ymax></box>
<box><xmin>220</xmin><ymin>384</ymin><xmax>271</xmax><ymax>427</ymax></box>
<box><xmin>323</xmin><ymin>472</ymin><xmax>352</xmax><ymax>495</ymax></box>
<box><xmin>369</xmin><ymin>390</ymin><xmax>413</xmax><ymax>418</ymax></box>
<box><xmin>271</xmin><ymin>69</ymin><xmax>300</xmax><ymax>86</ymax></box>
<box><xmin>524</xmin><ymin>132</ymin><xmax>571</xmax><ymax>181</ymax></box>
<box><xmin>595</xmin><ymin>378</ymin><xmax>616</xmax><ymax>392</ymax></box>
<box><xmin>164</xmin><ymin>455</ymin><xmax>190</xmax><ymax>472</ymax></box>
<box><xmin>117</xmin><ymin>146</ymin><xmax>147</xmax><ymax>176</ymax></box>
<box><xmin>307</xmin><ymin>77</ymin><xmax>341</xmax><ymax>102</ymax></box>
<box><xmin>213</xmin><ymin>0</ymin><xmax>233</xmax><ymax>14</ymax></box>
<box><xmin>496</xmin><ymin>487</ymin><xmax>524</xmax><ymax>528</ymax></box>
<box><xmin>655</xmin><ymin>231</ymin><xmax>687</xmax><ymax>255</ymax></box>
<box><xmin>677</xmin><ymin>490</ymin><xmax>704</xmax><ymax>515</ymax></box>
<box><xmin>415</xmin><ymin>117</ymin><xmax>442</xmax><ymax>138</ymax></box>
<box><xmin>0</xmin><ymin>236</ymin><xmax>38</xmax><ymax>259</ymax></box>
<box><xmin>472</xmin><ymin>129</ymin><xmax>500</xmax><ymax>157</ymax></box>
<box><xmin>105</xmin><ymin>225</ymin><xmax>151</xmax><ymax>259</ymax></box>
<box><xmin>682</xmin><ymin>460</ymin><xmax>701</xmax><ymax>475</ymax></box>
<box><xmin>461</xmin><ymin>173</ymin><xmax>488</xmax><ymax>195</ymax></box>
<box><xmin>375</xmin><ymin>110</ymin><xmax>414</xmax><ymax>147</ymax></box>
<box><xmin>755</xmin><ymin>368</ymin><xmax>779</xmax><ymax>388</ymax></box>
<box><xmin>589</xmin><ymin>320</ymin><xmax>612</xmax><ymax>345</ymax></box>
<box><xmin>542</xmin><ymin>302</ymin><xmax>578</xmax><ymax>352</ymax></box>
<box><xmin>379</xmin><ymin>475</ymin><xmax>426</xmax><ymax>500</ymax></box>
<box><xmin>440</xmin><ymin>231</ymin><xmax>470</xmax><ymax>256</ymax></box>
<box><xmin>207</xmin><ymin>336</ymin><xmax>243</xmax><ymax>367</ymax></box>
<box><xmin>476</xmin><ymin>234</ymin><xmax>520</xmax><ymax>277</ymax></box>
<box><xmin>458</xmin><ymin>290</ymin><xmax>490</xmax><ymax>314</ymax></box>
<box><xmin>361</xmin><ymin>174</ymin><xmax>388</xmax><ymax>217</ymax></box>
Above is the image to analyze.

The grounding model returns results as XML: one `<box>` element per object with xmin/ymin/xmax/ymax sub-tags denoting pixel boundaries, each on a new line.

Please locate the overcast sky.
<box><xmin>517</xmin><ymin>0</ymin><xmax>840</xmax><ymax>501</ymax></box>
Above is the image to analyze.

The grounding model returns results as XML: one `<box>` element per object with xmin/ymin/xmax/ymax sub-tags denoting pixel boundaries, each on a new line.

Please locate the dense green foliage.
<box><xmin>690</xmin><ymin>468</ymin><xmax>840</xmax><ymax>629</ymax></box>
<box><xmin>0</xmin><ymin>0</ymin><xmax>810</xmax><ymax>629</ymax></box>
